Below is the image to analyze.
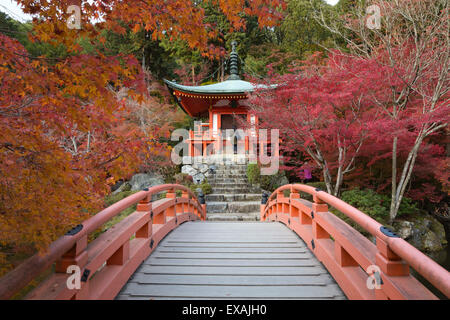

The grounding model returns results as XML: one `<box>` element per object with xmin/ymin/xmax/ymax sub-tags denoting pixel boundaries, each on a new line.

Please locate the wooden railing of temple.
<box><xmin>0</xmin><ymin>184</ymin><xmax>206</xmax><ymax>300</ymax></box>
<box><xmin>260</xmin><ymin>184</ymin><xmax>450</xmax><ymax>300</ymax></box>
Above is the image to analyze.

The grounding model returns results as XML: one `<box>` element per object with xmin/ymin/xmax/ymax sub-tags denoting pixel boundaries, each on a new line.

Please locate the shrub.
<box><xmin>160</xmin><ymin>165</ymin><xmax>181</xmax><ymax>183</ymax></box>
<box><xmin>190</xmin><ymin>178</ymin><xmax>212</xmax><ymax>196</ymax></box>
<box><xmin>298</xmin><ymin>182</ymin><xmax>328</xmax><ymax>201</ymax></box>
<box><xmin>396</xmin><ymin>197</ymin><xmax>420</xmax><ymax>217</ymax></box>
<box><xmin>340</xmin><ymin>188</ymin><xmax>390</xmax><ymax>223</ymax></box>
<box><xmin>91</xmin><ymin>190</ymin><xmax>139</xmax><ymax>240</ymax></box>
<box><xmin>247</xmin><ymin>163</ymin><xmax>260</xmax><ymax>185</ymax></box>
<box><xmin>104</xmin><ymin>190</ymin><xmax>136</xmax><ymax>207</ymax></box>
<box><xmin>339</xmin><ymin>188</ymin><xmax>419</xmax><ymax>224</ymax></box>
<box><xmin>174</xmin><ymin>173</ymin><xmax>193</xmax><ymax>185</ymax></box>
<box><xmin>247</xmin><ymin>163</ymin><xmax>288</xmax><ymax>192</ymax></box>
<box><xmin>260</xmin><ymin>173</ymin><xmax>285</xmax><ymax>192</ymax></box>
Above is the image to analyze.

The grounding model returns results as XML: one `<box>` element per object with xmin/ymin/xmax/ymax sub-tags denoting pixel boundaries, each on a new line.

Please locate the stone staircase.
<box><xmin>205</xmin><ymin>164</ymin><xmax>262</xmax><ymax>221</ymax></box>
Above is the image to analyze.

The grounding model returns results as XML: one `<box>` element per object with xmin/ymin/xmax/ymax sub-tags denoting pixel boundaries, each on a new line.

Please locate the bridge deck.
<box><xmin>117</xmin><ymin>221</ymin><xmax>346</xmax><ymax>300</ymax></box>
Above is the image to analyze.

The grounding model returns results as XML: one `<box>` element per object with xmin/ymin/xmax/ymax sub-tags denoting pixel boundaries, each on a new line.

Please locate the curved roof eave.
<box><xmin>164</xmin><ymin>79</ymin><xmax>274</xmax><ymax>95</ymax></box>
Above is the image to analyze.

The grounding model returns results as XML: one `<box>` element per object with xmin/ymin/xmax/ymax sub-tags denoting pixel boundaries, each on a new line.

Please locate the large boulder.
<box><xmin>182</xmin><ymin>164</ymin><xmax>209</xmax><ymax>184</ymax></box>
<box><xmin>181</xmin><ymin>165</ymin><xmax>197</xmax><ymax>177</ymax></box>
<box><xmin>112</xmin><ymin>181</ymin><xmax>132</xmax><ymax>194</ymax></box>
<box><xmin>193</xmin><ymin>173</ymin><xmax>206</xmax><ymax>184</ymax></box>
<box><xmin>198</xmin><ymin>164</ymin><xmax>210</xmax><ymax>174</ymax></box>
<box><xmin>396</xmin><ymin>221</ymin><xmax>413</xmax><ymax>239</ymax></box>
<box><xmin>129</xmin><ymin>173</ymin><xmax>164</xmax><ymax>191</ymax></box>
<box><xmin>394</xmin><ymin>215</ymin><xmax>447</xmax><ymax>252</ymax></box>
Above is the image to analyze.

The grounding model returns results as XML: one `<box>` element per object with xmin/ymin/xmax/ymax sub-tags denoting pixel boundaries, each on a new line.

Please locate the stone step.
<box><xmin>213</xmin><ymin>165</ymin><xmax>248</xmax><ymax>170</ymax></box>
<box><xmin>206</xmin><ymin>193</ymin><xmax>262</xmax><ymax>202</ymax></box>
<box><xmin>209</xmin><ymin>181</ymin><xmax>249</xmax><ymax>186</ymax></box>
<box><xmin>213</xmin><ymin>170</ymin><xmax>247</xmax><ymax>175</ymax></box>
<box><xmin>209</xmin><ymin>183</ymin><xmax>249</xmax><ymax>188</ymax></box>
<box><xmin>206</xmin><ymin>212</ymin><xmax>260</xmax><ymax>222</ymax></box>
<box><xmin>207</xmin><ymin>201</ymin><xmax>261</xmax><ymax>213</ymax></box>
<box><xmin>212</xmin><ymin>187</ymin><xmax>260</xmax><ymax>194</ymax></box>
<box><xmin>208</xmin><ymin>178</ymin><xmax>249</xmax><ymax>183</ymax></box>
<box><xmin>207</xmin><ymin>174</ymin><xmax>247</xmax><ymax>179</ymax></box>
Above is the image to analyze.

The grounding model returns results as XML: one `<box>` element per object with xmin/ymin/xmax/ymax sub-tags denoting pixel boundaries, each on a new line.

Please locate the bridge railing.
<box><xmin>0</xmin><ymin>184</ymin><xmax>206</xmax><ymax>300</ymax></box>
<box><xmin>261</xmin><ymin>184</ymin><xmax>450</xmax><ymax>300</ymax></box>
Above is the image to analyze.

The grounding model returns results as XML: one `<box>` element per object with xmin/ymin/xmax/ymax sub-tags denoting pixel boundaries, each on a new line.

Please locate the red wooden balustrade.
<box><xmin>0</xmin><ymin>184</ymin><xmax>206</xmax><ymax>300</ymax></box>
<box><xmin>261</xmin><ymin>184</ymin><xmax>450</xmax><ymax>300</ymax></box>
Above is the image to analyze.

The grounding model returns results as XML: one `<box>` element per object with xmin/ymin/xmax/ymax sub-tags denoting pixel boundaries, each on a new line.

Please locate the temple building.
<box><xmin>165</xmin><ymin>41</ymin><xmax>277</xmax><ymax>164</ymax></box>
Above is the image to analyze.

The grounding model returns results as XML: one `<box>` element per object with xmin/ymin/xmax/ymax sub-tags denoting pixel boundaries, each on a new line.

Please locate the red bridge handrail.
<box><xmin>0</xmin><ymin>184</ymin><xmax>206</xmax><ymax>300</ymax></box>
<box><xmin>262</xmin><ymin>184</ymin><xmax>450</xmax><ymax>299</ymax></box>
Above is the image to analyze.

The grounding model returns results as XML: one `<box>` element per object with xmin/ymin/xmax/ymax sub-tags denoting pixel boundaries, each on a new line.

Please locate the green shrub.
<box><xmin>297</xmin><ymin>182</ymin><xmax>328</xmax><ymax>201</ymax></box>
<box><xmin>247</xmin><ymin>163</ymin><xmax>260</xmax><ymax>185</ymax></box>
<box><xmin>338</xmin><ymin>188</ymin><xmax>419</xmax><ymax>224</ymax></box>
<box><xmin>247</xmin><ymin>163</ymin><xmax>288</xmax><ymax>192</ymax></box>
<box><xmin>260</xmin><ymin>173</ymin><xmax>285</xmax><ymax>192</ymax></box>
<box><xmin>189</xmin><ymin>178</ymin><xmax>212</xmax><ymax>196</ymax></box>
<box><xmin>200</xmin><ymin>178</ymin><xmax>213</xmax><ymax>195</ymax></box>
<box><xmin>91</xmin><ymin>190</ymin><xmax>139</xmax><ymax>239</ymax></box>
<box><xmin>160</xmin><ymin>165</ymin><xmax>181</xmax><ymax>183</ymax></box>
<box><xmin>104</xmin><ymin>190</ymin><xmax>136</xmax><ymax>207</ymax></box>
<box><xmin>174</xmin><ymin>173</ymin><xmax>194</xmax><ymax>185</ymax></box>
<box><xmin>339</xmin><ymin>188</ymin><xmax>390</xmax><ymax>223</ymax></box>
<box><xmin>396</xmin><ymin>197</ymin><xmax>420</xmax><ymax>217</ymax></box>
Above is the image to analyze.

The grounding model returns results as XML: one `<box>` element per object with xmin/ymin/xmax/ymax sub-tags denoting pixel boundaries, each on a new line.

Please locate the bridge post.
<box><xmin>53</xmin><ymin>233</ymin><xmax>89</xmax><ymax>299</ymax></box>
<box><xmin>375</xmin><ymin>237</ymin><xmax>410</xmax><ymax>277</ymax></box>
<box><xmin>180</xmin><ymin>190</ymin><xmax>190</xmax><ymax>215</ymax></box>
<box><xmin>165</xmin><ymin>189</ymin><xmax>176</xmax><ymax>218</ymax></box>
<box><xmin>289</xmin><ymin>188</ymin><xmax>300</xmax><ymax>220</ymax></box>
<box><xmin>261</xmin><ymin>192</ymin><xmax>269</xmax><ymax>221</ymax></box>
<box><xmin>276</xmin><ymin>190</ymin><xmax>284</xmax><ymax>215</ymax></box>
<box><xmin>312</xmin><ymin>191</ymin><xmax>329</xmax><ymax>240</ymax></box>
<box><xmin>55</xmin><ymin>235</ymin><xmax>88</xmax><ymax>274</ymax></box>
<box><xmin>136</xmin><ymin>194</ymin><xmax>152</xmax><ymax>238</ymax></box>
<box><xmin>196</xmin><ymin>189</ymin><xmax>206</xmax><ymax>221</ymax></box>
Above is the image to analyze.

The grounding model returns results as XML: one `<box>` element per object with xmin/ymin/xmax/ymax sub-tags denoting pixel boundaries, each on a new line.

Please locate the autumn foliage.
<box><xmin>249</xmin><ymin>0</ymin><xmax>449</xmax><ymax>222</ymax></box>
<box><xmin>0</xmin><ymin>32</ymin><xmax>144</xmax><ymax>255</ymax></box>
<box><xmin>0</xmin><ymin>0</ymin><xmax>287</xmax><ymax>273</ymax></box>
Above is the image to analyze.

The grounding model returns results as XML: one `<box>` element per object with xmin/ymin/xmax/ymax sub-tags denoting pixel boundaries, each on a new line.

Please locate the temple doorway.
<box><xmin>221</xmin><ymin>114</ymin><xmax>247</xmax><ymax>130</ymax></box>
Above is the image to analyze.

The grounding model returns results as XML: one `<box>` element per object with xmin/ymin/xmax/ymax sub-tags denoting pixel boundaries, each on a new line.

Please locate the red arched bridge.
<box><xmin>0</xmin><ymin>184</ymin><xmax>449</xmax><ymax>300</ymax></box>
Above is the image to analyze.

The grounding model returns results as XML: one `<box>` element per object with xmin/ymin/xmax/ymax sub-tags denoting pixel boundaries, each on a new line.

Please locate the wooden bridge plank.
<box><xmin>136</xmin><ymin>265</ymin><xmax>328</xmax><ymax>275</ymax></box>
<box><xmin>120</xmin><ymin>284</ymin><xmax>344</xmax><ymax>299</ymax></box>
<box><xmin>157</xmin><ymin>247</ymin><xmax>308</xmax><ymax>253</ymax></box>
<box><xmin>115</xmin><ymin>295</ymin><xmax>344</xmax><ymax>300</ymax></box>
<box><xmin>117</xmin><ymin>221</ymin><xmax>347</xmax><ymax>300</ymax></box>
<box><xmin>161</xmin><ymin>243</ymin><xmax>303</xmax><ymax>248</ymax></box>
<box><xmin>128</xmin><ymin>274</ymin><xmax>336</xmax><ymax>286</ymax></box>
<box><xmin>145</xmin><ymin>259</ymin><xmax>319</xmax><ymax>267</ymax></box>
<box><xmin>151</xmin><ymin>252</ymin><xmax>313</xmax><ymax>259</ymax></box>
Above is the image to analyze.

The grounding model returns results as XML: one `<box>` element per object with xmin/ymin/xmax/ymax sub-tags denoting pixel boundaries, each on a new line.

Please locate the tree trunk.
<box><xmin>389</xmin><ymin>133</ymin><xmax>425</xmax><ymax>224</ymax></box>
<box><xmin>142</xmin><ymin>47</ymin><xmax>146</xmax><ymax>70</ymax></box>
<box><xmin>389</xmin><ymin>136</ymin><xmax>398</xmax><ymax>224</ymax></box>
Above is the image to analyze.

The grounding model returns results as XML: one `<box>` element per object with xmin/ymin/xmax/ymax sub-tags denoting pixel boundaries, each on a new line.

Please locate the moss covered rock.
<box><xmin>393</xmin><ymin>215</ymin><xmax>447</xmax><ymax>252</ymax></box>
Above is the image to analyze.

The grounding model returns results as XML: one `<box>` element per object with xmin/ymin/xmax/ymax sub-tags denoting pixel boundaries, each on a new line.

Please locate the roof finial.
<box><xmin>231</xmin><ymin>40</ymin><xmax>237</xmax><ymax>53</ymax></box>
<box><xmin>228</xmin><ymin>40</ymin><xmax>240</xmax><ymax>80</ymax></box>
